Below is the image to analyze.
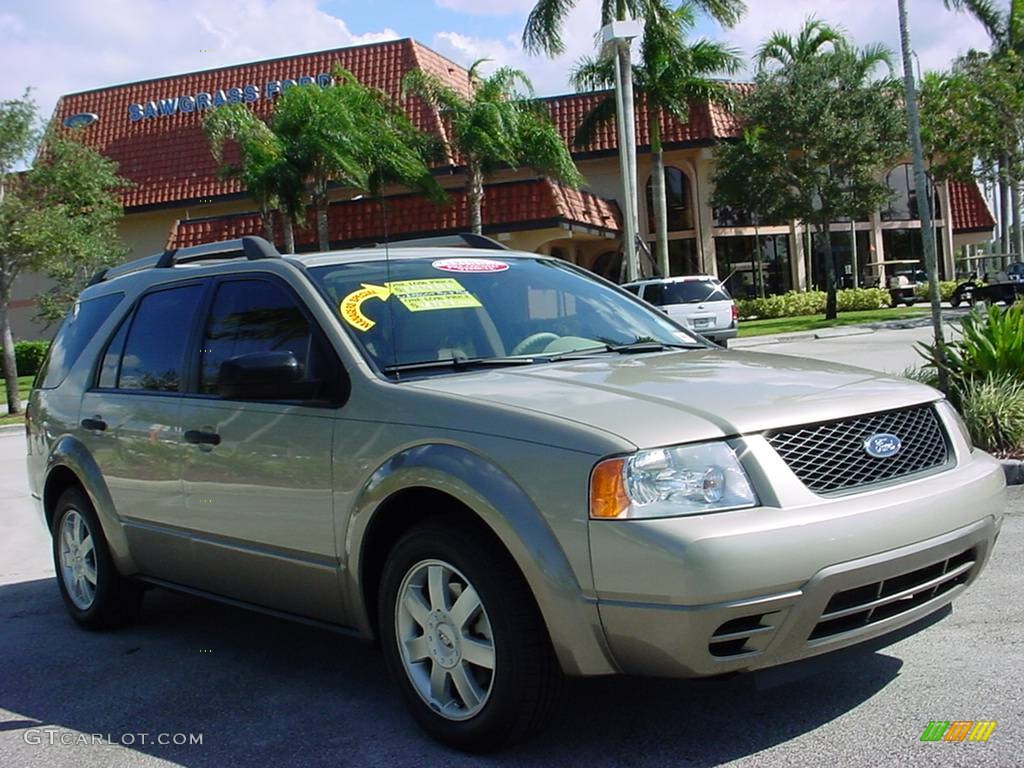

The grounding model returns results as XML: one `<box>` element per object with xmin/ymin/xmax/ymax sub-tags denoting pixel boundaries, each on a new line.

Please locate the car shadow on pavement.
<box><xmin>0</xmin><ymin>578</ymin><xmax>903</xmax><ymax>768</ymax></box>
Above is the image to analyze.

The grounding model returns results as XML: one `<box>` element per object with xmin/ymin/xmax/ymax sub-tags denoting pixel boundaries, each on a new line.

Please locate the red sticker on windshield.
<box><xmin>432</xmin><ymin>258</ymin><xmax>509</xmax><ymax>273</ymax></box>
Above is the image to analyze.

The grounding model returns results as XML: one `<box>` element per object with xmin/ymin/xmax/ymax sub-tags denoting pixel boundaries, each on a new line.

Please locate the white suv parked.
<box><xmin>622</xmin><ymin>275</ymin><xmax>738</xmax><ymax>346</ymax></box>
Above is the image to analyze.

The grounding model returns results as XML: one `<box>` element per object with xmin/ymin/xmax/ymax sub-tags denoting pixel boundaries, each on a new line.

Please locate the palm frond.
<box><xmin>522</xmin><ymin>0</ymin><xmax>576</xmax><ymax>56</ymax></box>
<box><xmin>943</xmin><ymin>0</ymin><xmax>1008</xmax><ymax>48</ymax></box>
<box><xmin>570</xmin><ymin>56</ymin><xmax>615</xmax><ymax>92</ymax></box>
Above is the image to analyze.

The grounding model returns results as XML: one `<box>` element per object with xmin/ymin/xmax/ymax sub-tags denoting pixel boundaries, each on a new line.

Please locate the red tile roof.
<box><xmin>52</xmin><ymin>39</ymin><xmax>470</xmax><ymax>209</ymax></box>
<box><xmin>544</xmin><ymin>82</ymin><xmax>750</xmax><ymax>154</ymax></box>
<box><xmin>165</xmin><ymin>179</ymin><xmax>621</xmax><ymax>250</ymax></box>
<box><xmin>948</xmin><ymin>180</ymin><xmax>996</xmax><ymax>234</ymax></box>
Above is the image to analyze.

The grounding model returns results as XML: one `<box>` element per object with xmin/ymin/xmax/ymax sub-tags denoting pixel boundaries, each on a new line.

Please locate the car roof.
<box><xmin>623</xmin><ymin>275</ymin><xmax>720</xmax><ymax>287</ymax></box>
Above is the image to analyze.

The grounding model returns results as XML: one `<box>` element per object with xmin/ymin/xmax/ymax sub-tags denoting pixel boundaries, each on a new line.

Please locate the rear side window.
<box><xmin>643</xmin><ymin>280</ymin><xmax>731</xmax><ymax>306</ymax></box>
<box><xmin>117</xmin><ymin>284</ymin><xmax>204</xmax><ymax>392</ymax></box>
<box><xmin>198</xmin><ymin>279</ymin><xmax>314</xmax><ymax>395</ymax></box>
<box><xmin>37</xmin><ymin>293</ymin><xmax>123</xmax><ymax>389</ymax></box>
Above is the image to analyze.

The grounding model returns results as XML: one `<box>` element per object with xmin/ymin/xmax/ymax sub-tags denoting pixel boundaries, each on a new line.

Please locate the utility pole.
<box><xmin>897</xmin><ymin>0</ymin><xmax>948</xmax><ymax>392</ymax></box>
<box><xmin>602</xmin><ymin>20</ymin><xmax>642</xmax><ymax>282</ymax></box>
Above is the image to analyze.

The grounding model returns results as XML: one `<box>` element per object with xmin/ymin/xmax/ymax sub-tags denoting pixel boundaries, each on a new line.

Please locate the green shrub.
<box><xmin>737</xmin><ymin>288</ymin><xmax>889</xmax><ymax>319</ymax></box>
<box><xmin>919</xmin><ymin>303</ymin><xmax>1024</xmax><ymax>384</ymax></box>
<box><xmin>899</xmin><ymin>365</ymin><xmax>940</xmax><ymax>388</ymax></box>
<box><xmin>914</xmin><ymin>280</ymin><xmax>958</xmax><ymax>301</ymax></box>
<box><xmin>14</xmin><ymin>340</ymin><xmax>50</xmax><ymax>377</ymax></box>
<box><xmin>956</xmin><ymin>374</ymin><xmax>1024</xmax><ymax>454</ymax></box>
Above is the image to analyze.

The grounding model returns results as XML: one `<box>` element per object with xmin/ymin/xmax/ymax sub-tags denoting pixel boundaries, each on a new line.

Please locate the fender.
<box><xmin>44</xmin><ymin>435</ymin><xmax>138</xmax><ymax>574</ymax></box>
<box><xmin>344</xmin><ymin>443</ymin><xmax>617</xmax><ymax>677</ymax></box>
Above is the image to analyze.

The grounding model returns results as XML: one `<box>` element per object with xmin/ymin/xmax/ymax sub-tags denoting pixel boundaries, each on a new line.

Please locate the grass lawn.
<box><xmin>738</xmin><ymin>307</ymin><xmax>931</xmax><ymax>338</ymax></box>
<box><xmin>0</xmin><ymin>375</ymin><xmax>35</xmax><ymax>426</ymax></box>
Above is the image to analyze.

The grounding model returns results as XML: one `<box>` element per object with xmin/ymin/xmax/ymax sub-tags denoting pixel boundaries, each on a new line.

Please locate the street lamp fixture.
<box><xmin>600</xmin><ymin>19</ymin><xmax>642</xmax><ymax>282</ymax></box>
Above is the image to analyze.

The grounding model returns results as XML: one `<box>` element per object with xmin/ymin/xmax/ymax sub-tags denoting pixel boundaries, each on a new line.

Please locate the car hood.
<box><xmin>404</xmin><ymin>349</ymin><xmax>940</xmax><ymax>449</ymax></box>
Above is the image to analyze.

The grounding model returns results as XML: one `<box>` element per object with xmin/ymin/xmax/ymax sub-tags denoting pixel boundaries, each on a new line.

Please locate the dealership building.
<box><xmin>12</xmin><ymin>37</ymin><xmax>995</xmax><ymax>338</ymax></box>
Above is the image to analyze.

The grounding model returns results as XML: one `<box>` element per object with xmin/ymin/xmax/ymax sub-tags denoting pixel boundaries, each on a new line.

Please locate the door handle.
<box><xmin>80</xmin><ymin>417</ymin><xmax>107</xmax><ymax>432</ymax></box>
<box><xmin>184</xmin><ymin>429</ymin><xmax>221</xmax><ymax>446</ymax></box>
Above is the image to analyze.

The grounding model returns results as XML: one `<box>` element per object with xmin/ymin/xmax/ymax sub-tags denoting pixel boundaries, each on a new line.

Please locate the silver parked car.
<box><xmin>26</xmin><ymin>236</ymin><xmax>1004</xmax><ymax>751</ymax></box>
<box><xmin>622</xmin><ymin>275</ymin><xmax>738</xmax><ymax>346</ymax></box>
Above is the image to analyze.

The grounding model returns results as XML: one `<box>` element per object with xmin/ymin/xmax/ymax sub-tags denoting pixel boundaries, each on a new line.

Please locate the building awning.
<box><xmin>165</xmin><ymin>179</ymin><xmax>622</xmax><ymax>251</ymax></box>
<box><xmin>948</xmin><ymin>180</ymin><xmax>996</xmax><ymax>234</ymax></box>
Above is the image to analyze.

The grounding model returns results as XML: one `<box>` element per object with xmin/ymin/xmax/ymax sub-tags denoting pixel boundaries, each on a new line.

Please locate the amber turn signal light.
<box><xmin>590</xmin><ymin>458</ymin><xmax>630</xmax><ymax>519</ymax></box>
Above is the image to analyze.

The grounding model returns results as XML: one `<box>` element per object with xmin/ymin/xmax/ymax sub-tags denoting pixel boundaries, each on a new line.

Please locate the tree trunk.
<box><xmin>281</xmin><ymin>213</ymin><xmax>296</xmax><ymax>255</ymax></box>
<box><xmin>1014</xmin><ymin>184</ymin><xmax>1023</xmax><ymax>259</ymax></box>
<box><xmin>315</xmin><ymin>185</ymin><xmax>330</xmax><ymax>252</ymax></box>
<box><xmin>1000</xmin><ymin>156</ymin><xmax>1012</xmax><ymax>255</ymax></box>
<box><xmin>0</xmin><ymin>275</ymin><xmax>21</xmax><ymax>416</ymax></box>
<box><xmin>822</xmin><ymin>224</ymin><xmax>838</xmax><ymax>320</ymax></box>
<box><xmin>898</xmin><ymin>0</ymin><xmax>948</xmax><ymax>393</ymax></box>
<box><xmin>260</xmin><ymin>202</ymin><xmax>275</xmax><ymax>245</ymax></box>
<box><xmin>467</xmin><ymin>163</ymin><xmax>484</xmax><ymax>236</ymax></box>
<box><xmin>649</xmin><ymin>117</ymin><xmax>670</xmax><ymax>278</ymax></box>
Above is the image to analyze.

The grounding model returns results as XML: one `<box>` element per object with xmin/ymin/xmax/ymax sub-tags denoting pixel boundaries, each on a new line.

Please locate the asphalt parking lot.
<box><xmin>2</xmin><ymin>429</ymin><xmax>1022</xmax><ymax>768</ymax></box>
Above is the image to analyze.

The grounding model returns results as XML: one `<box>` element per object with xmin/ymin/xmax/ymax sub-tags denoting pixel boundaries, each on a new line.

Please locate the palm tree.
<box><xmin>523</xmin><ymin>0</ymin><xmax>745</xmax><ymax>56</ymax></box>
<box><xmin>403</xmin><ymin>62</ymin><xmax>582</xmax><ymax>235</ymax></box>
<box><xmin>204</xmin><ymin>104</ymin><xmax>303</xmax><ymax>253</ymax></box>
<box><xmin>943</xmin><ymin>0</ymin><xmax>1024</xmax><ymax>255</ymax></box>
<box><xmin>272</xmin><ymin>68</ymin><xmax>445</xmax><ymax>251</ymax></box>
<box><xmin>571</xmin><ymin>2</ymin><xmax>740</xmax><ymax>277</ymax></box>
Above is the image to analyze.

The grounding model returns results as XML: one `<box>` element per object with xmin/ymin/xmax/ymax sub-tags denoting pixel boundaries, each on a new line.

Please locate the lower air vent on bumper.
<box><xmin>809</xmin><ymin>547</ymin><xmax>977</xmax><ymax>642</ymax></box>
<box><xmin>709</xmin><ymin>612</ymin><xmax>782</xmax><ymax>658</ymax></box>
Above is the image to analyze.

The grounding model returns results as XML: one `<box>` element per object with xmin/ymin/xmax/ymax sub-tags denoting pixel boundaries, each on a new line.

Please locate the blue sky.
<box><xmin>0</xmin><ymin>0</ymin><xmax>996</xmax><ymax>122</ymax></box>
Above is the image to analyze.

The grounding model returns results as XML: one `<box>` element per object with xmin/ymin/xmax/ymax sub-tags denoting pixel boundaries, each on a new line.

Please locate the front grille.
<box><xmin>809</xmin><ymin>547</ymin><xmax>976</xmax><ymax>642</ymax></box>
<box><xmin>766</xmin><ymin>405</ymin><xmax>949</xmax><ymax>494</ymax></box>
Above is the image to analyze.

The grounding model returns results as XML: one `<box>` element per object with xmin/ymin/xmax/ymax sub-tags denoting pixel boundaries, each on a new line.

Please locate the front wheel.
<box><xmin>378</xmin><ymin>519</ymin><xmax>561</xmax><ymax>751</ymax></box>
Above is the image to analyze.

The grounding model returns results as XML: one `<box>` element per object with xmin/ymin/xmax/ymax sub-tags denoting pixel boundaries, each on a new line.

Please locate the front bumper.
<box><xmin>590</xmin><ymin>445</ymin><xmax>1005</xmax><ymax>678</ymax></box>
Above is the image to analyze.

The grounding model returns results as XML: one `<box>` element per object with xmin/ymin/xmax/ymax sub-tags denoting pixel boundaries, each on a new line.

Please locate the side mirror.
<box><xmin>218</xmin><ymin>351</ymin><xmax>315</xmax><ymax>400</ymax></box>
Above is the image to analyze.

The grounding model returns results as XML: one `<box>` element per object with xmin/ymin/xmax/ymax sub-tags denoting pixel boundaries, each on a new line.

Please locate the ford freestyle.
<box><xmin>25</xmin><ymin>235</ymin><xmax>1005</xmax><ymax>751</ymax></box>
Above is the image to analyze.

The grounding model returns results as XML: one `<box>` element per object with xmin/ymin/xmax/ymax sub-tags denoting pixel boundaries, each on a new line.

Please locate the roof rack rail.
<box><xmin>156</xmin><ymin>236</ymin><xmax>281</xmax><ymax>268</ymax></box>
<box><xmin>90</xmin><ymin>236</ymin><xmax>282</xmax><ymax>285</ymax></box>
<box><xmin>378</xmin><ymin>233</ymin><xmax>509</xmax><ymax>251</ymax></box>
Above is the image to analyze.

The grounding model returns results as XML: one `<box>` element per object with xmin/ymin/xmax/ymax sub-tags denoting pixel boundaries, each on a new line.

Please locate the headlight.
<box><xmin>941</xmin><ymin>400</ymin><xmax>974</xmax><ymax>451</ymax></box>
<box><xmin>590</xmin><ymin>442</ymin><xmax>757</xmax><ymax>519</ymax></box>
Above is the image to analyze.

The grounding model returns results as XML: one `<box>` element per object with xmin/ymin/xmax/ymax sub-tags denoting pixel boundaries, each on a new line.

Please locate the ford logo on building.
<box><xmin>864</xmin><ymin>433</ymin><xmax>902</xmax><ymax>459</ymax></box>
<box><xmin>63</xmin><ymin>112</ymin><xmax>99</xmax><ymax>129</ymax></box>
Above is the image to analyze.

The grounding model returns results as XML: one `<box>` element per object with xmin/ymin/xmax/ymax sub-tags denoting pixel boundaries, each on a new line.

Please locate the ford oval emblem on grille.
<box><xmin>864</xmin><ymin>433</ymin><xmax>902</xmax><ymax>459</ymax></box>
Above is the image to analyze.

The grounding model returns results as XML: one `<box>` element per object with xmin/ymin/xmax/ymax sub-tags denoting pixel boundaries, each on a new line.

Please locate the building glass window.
<box><xmin>882</xmin><ymin>164</ymin><xmax>941</xmax><ymax>221</ymax></box>
<box><xmin>714</xmin><ymin>235</ymin><xmax>792</xmax><ymax>298</ymax></box>
<box><xmin>646</xmin><ymin>167</ymin><xmax>693</xmax><ymax>232</ymax></box>
<box><xmin>666</xmin><ymin>238</ymin><xmax>700</xmax><ymax>276</ymax></box>
<box><xmin>810</xmin><ymin>230</ymin><xmax>874</xmax><ymax>289</ymax></box>
<box><xmin>881</xmin><ymin>228</ymin><xmax>947</xmax><ymax>280</ymax></box>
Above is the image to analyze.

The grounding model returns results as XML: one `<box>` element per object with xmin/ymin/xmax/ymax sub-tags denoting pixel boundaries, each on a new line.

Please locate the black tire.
<box><xmin>51</xmin><ymin>487</ymin><xmax>143</xmax><ymax>629</ymax></box>
<box><xmin>378</xmin><ymin>518</ymin><xmax>562</xmax><ymax>752</ymax></box>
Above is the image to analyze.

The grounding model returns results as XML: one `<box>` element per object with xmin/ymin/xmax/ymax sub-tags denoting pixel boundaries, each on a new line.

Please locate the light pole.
<box><xmin>601</xmin><ymin>19</ymin><xmax>642</xmax><ymax>282</ymax></box>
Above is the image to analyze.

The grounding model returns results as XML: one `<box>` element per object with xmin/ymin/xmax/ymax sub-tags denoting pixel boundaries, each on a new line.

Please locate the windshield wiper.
<box><xmin>546</xmin><ymin>341</ymin><xmax>704</xmax><ymax>362</ymax></box>
<box><xmin>383</xmin><ymin>356</ymin><xmax>537</xmax><ymax>374</ymax></box>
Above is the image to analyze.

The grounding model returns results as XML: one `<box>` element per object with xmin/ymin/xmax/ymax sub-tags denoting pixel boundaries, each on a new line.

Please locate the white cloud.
<box><xmin>723</xmin><ymin>0</ymin><xmax>993</xmax><ymax>76</ymax></box>
<box><xmin>0</xmin><ymin>0</ymin><xmax>398</xmax><ymax>122</ymax></box>
<box><xmin>432</xmin><ymin>0</ymin><xmax>605</xmax><ymax>95</ymax></box>
<box><xmin>435</xmin><ymin>0</ymin><xmax>535</xmax><ymax>15</ymax></box>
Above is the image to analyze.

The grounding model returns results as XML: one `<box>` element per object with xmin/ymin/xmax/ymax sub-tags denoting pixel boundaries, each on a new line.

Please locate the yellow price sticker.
<box><xmin>339</xmin><ymin>278</ymin><xmax>481</xmax><ymax>331</ymax></box>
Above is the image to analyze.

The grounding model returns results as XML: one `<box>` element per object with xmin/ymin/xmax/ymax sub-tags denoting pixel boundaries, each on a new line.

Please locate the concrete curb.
<box><xmin>1001</xmin><ymin>460</ymin><xmax>1024</xmax><ymax>486</ymax></box>
<box><xmin>0</xmin><ymin>423</ymin><xmax>23</xmax><ymax>435</ymax></box>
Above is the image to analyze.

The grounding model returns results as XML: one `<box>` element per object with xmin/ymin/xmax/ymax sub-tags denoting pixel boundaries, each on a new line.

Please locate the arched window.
<box><xmin>882</xmin><ymin>163</ymin><xmax>941</xmax><ymax>221</ymax></box>
<box><xmin>647</xmin><ymin>167</ymin><xmax>693</xmax><ymax>232</ymax></box>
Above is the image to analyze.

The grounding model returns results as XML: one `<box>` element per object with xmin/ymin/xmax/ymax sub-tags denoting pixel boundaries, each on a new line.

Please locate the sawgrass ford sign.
<box><xmin>128</xmin><ymin>72</ymin><xmax>332</xmax><ymax>122</ymax></box>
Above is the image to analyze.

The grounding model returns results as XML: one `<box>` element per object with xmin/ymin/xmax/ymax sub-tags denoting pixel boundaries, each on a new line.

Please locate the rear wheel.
<box><xmin>378</xmin><ymin>519</ymin><xmax>561</xmax><ymax>752</ymax></box>
<box><xmin>52</xmin><ymin>487</ymin><xmax>142</xmax><ymax>629</ymax></box>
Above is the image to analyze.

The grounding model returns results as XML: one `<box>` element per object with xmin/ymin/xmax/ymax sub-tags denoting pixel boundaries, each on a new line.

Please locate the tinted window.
<box><xmin>38</xmin><ymin>293</ymin><xmax>123</xmax><ymax>389</ymax></box>
<box><xmin>199</xmin><ymin>280</ymin><xmax>314</xmax><ymax>395</ymax></box>
<box><xmin>97</xmin><ymin>317</ymin><xmax>129</xmax><ymax>389</ymax></box>
<box><xmin>118</xmin><ymin>284</ymin><xmax>204</xmax><ymax>392</ymax></box>
<box><xmin>643</xmin><ymin>280</ymin><xmax>731</xmax><ymax>306</ymax></box>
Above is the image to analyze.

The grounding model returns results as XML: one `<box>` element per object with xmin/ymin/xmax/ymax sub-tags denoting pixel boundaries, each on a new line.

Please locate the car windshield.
<box><xmin>308</xmin><ymin>255</ymin><xmax>700</xmax><ymax>373</ymax></box>
<box><xmin>642</xmin><ymin>280</ymin><xmax>730</xmax><ymax>306</ymax></box>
